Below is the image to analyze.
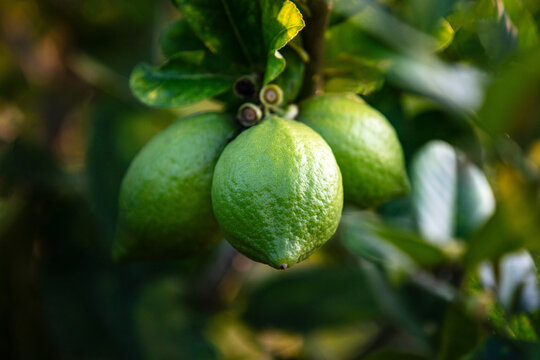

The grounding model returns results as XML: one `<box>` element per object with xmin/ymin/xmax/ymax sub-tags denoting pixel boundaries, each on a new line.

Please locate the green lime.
<box><xmin>211</xmin><ymin>116</ymin><xmax>343</xmax><ymax>269</ymax></box>
<box><xmin>299</xmin><ymin>93</ymin><xmax>409</xmax><ymax>208</ymax></box>
<box><xmin>113</xmin><ymin>112</ymin><xmax>239</xmax><ymax>262</ymax></box>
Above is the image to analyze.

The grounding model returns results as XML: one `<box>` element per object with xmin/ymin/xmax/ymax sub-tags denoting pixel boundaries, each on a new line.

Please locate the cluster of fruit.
<box><xmin>113</xmin><ymin>85</ymin><xmax>409</xmax><ymax>269</ymax></box>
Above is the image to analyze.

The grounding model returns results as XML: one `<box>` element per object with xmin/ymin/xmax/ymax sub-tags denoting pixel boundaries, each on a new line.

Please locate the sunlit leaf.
<box><xmin>261</xmin><ymin>0</ymin><xmax>305</xmax><ymax>53</ymax></box>
<box><xmin>479</xmin><ymin>250</ymin><xmax>539</xmax><ymax>314</ymax></box>
<box><xmin>261</xmin><ymin>0</ymin><xmax>305</xmax><ymax>83</ymax></box>
<box><xmin>432</xmin><ymin>19</ymin><xmax>455</xmax><ymax>52</ymax></box>
<box><xmin>388</xmin><ymin>57</ymin><xmax>486</xmax><ymax>114</ymax></box>
<box><xmin>410</xmin><ymin>141</ymin><xmax>457</xmax><ymax>245</ymax></box>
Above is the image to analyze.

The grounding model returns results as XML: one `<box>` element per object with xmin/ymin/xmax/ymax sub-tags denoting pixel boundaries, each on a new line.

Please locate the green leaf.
<box><xmin>387</xmin><ymin>57</ymin><xmax>486</xmax><ymax>114</ymax></box>
<box><xmin>467</xmin><ymin>336</ymin><xmax>529</xmax><ymax>360</ymax></box>
<box><xmin>501</xmin><ymin>0</ymin><xmax>539</xmax><ymax>51</ymax></box>
<box><xmin>476</xmin><ymin>49</ymin><xmax>540</xmax><ymax>136</ymax></box>
<box><xmin>130</xmin><ymin>52</ymin><xmax>239</xmax><ymax>107</ymax></box>
<box><xmin>407</xmin><ymin>0</ymin><xmax>459</xmax><ymax>32</ymax></box>
<box><xmin>273</xmin><ymin>47</ymin><xmax>305</xmax><ymax>103</ymax></box>
<box><xmin>326</xmin><ymin>15</ymin><xmax>391</xmax><ymax>63</ymax></box>
<box><xmin>160</xmin><ymin>19</ymin><xmax>206</xmax><ymax>57</ymax></box>
<box><xmin>438</xmin><ymin>302</ymin><xmax>481</xmax><ymax>360</ymax></box>
<box><xmin>341</xmin><ymin>210</ymin><xmax>418</xmax><ymax>278</ymax></box>
<box><xmin>135</xmin><ymin>278</ymin><xmax>217</xmax><ymax>359</ymax></box>
<box><xmin>324</xmin><ymin>58</ymin><xmax>385</xmax><ymax>95</ymax></box>
<box><xmin>341</xmin><ymin>210</ymin><xmax>448</xmax><ymax>271</ymax></box>
<box><xmin>173</xmin><ymin>0</ymin><xmax>265</xmax><ymax>66</ymax></box>
<box><xmin>480</xmin><ymin>251</ymin><xmax>539</xmax><ymax>314</ymax></box>
<box><xmin>410</xmin><ymin>141</ymin><xmax>458</xmax><ymax>246</ymax></box>
<box><xmin>261</xmin><ymin>0</ymin><xmax>305</xmax><ymax>53</ymax></box>
<box><xmin>432</xmin><ymin>18</ymin><xmax>455</xmax><ymax>52</ymax></box>
<box><xmin>465</xmin><ymin>209</ymin><xmax>524</xmax><ymax>270</ymax></box>
<box><xmin>477</xmin><ymin>15</ymin><xmax>518</xmax><ymax>62</ymax></box>
<box><xmin>362</xmin><ymin>351</ymin><xmax>427</xmax><ymax>360</ymax></box>
<box><xmin>261</xmin><ymin>0</ymin><xmax>305</xmax><ymax>83</ymax></box>
<box><xmin>361</xmin><ymin>262</ymin><xmax>432</xmax><ymax>353</ymax></box>
<box><xmin>242</xmin><ymin>267</ymin><xmax>382</xmax><ymax>332</ymax></box>
<box><xmin>455</xmin><ymin>158</ymin><xmax>495</xmax><ymax>239</ymax></box>
<box><xmin>263</xmin><ymin>51</ymin><xmax>286</xmax><ymax>84</ymax></box>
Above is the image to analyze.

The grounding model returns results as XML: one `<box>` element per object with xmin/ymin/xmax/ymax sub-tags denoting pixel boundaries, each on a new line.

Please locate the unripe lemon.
<box><xmin>113</xmin><ymin>112</ymin><xmax>239</xmax><ymax>262</ymax></box>
<box><xmin>211</xmin><ymin>116</ymin><xmax>343</xmax><ymax>269</ymax></box>
<box><xmin>299</xmin><ymin>93</ymin><xmax>409</xmax><ymax>208</ymax></box>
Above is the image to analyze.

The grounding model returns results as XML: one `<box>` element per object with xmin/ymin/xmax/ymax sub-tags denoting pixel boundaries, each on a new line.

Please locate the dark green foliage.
<box><xmin>2</xmin><ymin>0</ymin><xmax>540</xmax><ymax>359</ymax></box>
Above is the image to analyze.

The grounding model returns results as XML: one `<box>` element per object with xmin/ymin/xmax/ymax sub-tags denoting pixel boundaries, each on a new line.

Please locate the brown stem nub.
<box><xmin>299</xmin><ymin>0</ymin><xmax>333</xmax><ymax>100</ymax></box>
<box><xmin>237</xmin><ymin>103</ymin><xmax>263</xmax><ymax>127</ymax></box>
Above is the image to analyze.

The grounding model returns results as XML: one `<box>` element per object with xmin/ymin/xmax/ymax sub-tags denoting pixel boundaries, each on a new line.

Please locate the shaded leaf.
<box><xmin>341</xmin><ymin>210</ymin><xmax>418</xmax><ymax>278</ymax></box>
<box><xmin>407</xmin><ymin>0</ymin><xmax>459</xmax><ymax>32</ymax></box>
<box><xmin>173</xmin><ymin>0</ymin><xmax>265</xmax><ymax>66</ymax></box>
<box><xmin>160</xmin><ymin>19</ymin><xmax>206</xmax><ymax>58</ymax></box>
<box><xmin>477</xmin><ymin>15</ymin><xmax>518</xmax><ymax>62</ymax></box>
<box><xmin>130</xmin><ymin>52</ymin><xmax>240</xmax><ymax>107</ymax></box>
<box><xmin>264</xmin><ymin>51</ymin><xmax>286</xmax><ymax>85</ymax></box>
<box><xmin>362</xmin><ymin>351</ymin><xmax>427</xmax><ymax>360</ymax></box>
<box><xmin>135</xmin><ymin>278</ymin><xmax>216</xmax><ymax>359</ymax></box>
<box><xmin>455</xmin><ymin>158</ymin><xmax>495</xmax><ymax>239</ymax></box>
<box><xmin>465</xmin><ymin>209</ymin><xmax>524</xmax><ymax>269</ymax></box>
<box><xmin>361</xmin><ymin>261</ymin><xmax>431</xmax><ymax>353</ymax></box>
<box><xmin>467</xmin><ymin>336</ymin><xmax>528</xmax><ymax>360</ymax></box>
<box><xmin>242</xmin><ymin>267</ymin><xmax>382</xmax><ymax>332</ymax></box>
<box><xmin>476</xmin><ymin>49</ymin><xmax>540</xmax><ymax>139</ymax></box>
<box><xmin>501</xmin><ymin>0</ymin><xmax>539</xmax><ymax>51</ymax></box>
<box><xmin>341</xmin><ymin>210</ymin><xmax>448</xmax><ymax>271</ymax></box>
<box><xmin>438</xmin><ymin>302</ymin><xmax>481</xmax><ymax>360</ymax></box>
<box><xmin>273</xmin><ymin>47</ymin><xmax>305</xmax><ymax>103</ymax></box>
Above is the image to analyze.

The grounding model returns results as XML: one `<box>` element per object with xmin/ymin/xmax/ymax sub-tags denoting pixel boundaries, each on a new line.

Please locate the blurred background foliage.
<box><xmin>1</xmin><ymin>0</ymin><xmax>540</xmax><ymax>359</ymax></box>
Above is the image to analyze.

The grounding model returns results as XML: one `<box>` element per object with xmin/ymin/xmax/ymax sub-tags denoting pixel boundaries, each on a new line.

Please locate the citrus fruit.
<box><xmin>298</xmin><ymin>93</ymin><xmax>409</xmax><ymax>208</ymax></box>
<box><xmin>113</xmin><ymin>112</ymin><xmax>239</xmax><ymax>262</ymax></box>
<box><xmin>211</xmin><ymin>116</ymin><xmax>343</xmax><ymax>269</ymax></box>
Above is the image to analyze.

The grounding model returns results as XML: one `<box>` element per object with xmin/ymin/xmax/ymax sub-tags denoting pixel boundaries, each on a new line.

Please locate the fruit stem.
<box><xmin>298</xmin><ymin>0</ymin><xmax>333</xmax><ymax>100</ymax></box>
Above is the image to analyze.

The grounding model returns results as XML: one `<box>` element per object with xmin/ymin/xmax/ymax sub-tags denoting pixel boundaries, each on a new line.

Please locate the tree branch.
<box><xmin>298</xmin><ymin>0</ymin><xmax>333</xmax><ymax>100</ymax></box>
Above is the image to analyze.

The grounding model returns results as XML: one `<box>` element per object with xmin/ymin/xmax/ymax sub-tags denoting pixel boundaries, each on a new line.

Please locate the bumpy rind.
<box><xmin>113</xmin><ymin>112</ymin><xmax>239</xmax><ymax>262</ymax></box>
<box><xmin>211</xmin><ymin>116</ymin><xmax>344</xmax><ymax>269</ymax></box>
<box><xmin>299</xmin><ymin>93</ymin><xmax>410</xmax><ymax>208</ymax></box>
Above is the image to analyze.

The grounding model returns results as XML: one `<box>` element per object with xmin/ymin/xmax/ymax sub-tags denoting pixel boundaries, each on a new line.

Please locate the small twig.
<box><xmin>298</xmin><ymin>0</ymin><xmax>333</xmax><ymax>100</ymax></box>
